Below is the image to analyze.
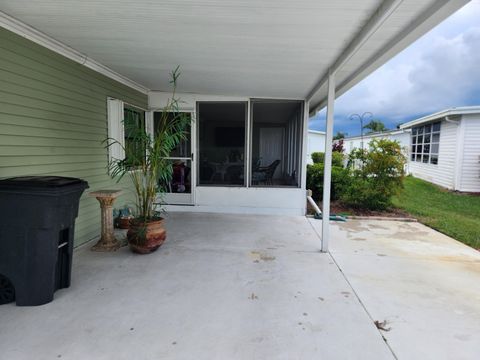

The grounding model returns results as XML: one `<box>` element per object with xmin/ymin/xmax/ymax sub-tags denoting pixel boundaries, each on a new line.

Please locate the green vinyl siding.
<box><xmin>0</xmin><ymin>27</ymin><xmax>148</xmax><ymax>247</ymax></box>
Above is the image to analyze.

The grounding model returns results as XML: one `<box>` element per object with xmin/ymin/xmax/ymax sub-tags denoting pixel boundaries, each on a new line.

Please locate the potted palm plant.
<box><xmin>107</xmin><ymin>67</ymin><xmax>191</xmax><ymax>254</ymax></box>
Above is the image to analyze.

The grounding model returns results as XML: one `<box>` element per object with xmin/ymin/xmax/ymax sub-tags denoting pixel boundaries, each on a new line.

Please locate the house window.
<box><xmin>106</xmin><ymin>98</ymin><xmax>146</xmax><ymax>164</ymax></box>
<box><xmin>411</xmin><ymin>121</ymin><xmax>440</xmax><ymax>165</ymax></box>
<box><xmin>123</xmin><ymin>107</ymin><xmax>145</xmax><ymax>166</ymax></box>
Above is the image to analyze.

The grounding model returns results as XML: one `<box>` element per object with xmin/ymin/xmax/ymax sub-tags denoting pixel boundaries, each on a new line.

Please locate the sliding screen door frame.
<box><xmin>249</xmin><ymin>99</ymin><xmax>304</xmax><ymax>188</ymax></box>
<box><xmin>147</xmin><ymin>110</ymin><xmax>196</xmax><ymax>205</ymax></box>
<box><xmin>196</xmin><ymin>101</ymin><xmax>249</xmax><ymax>187</ymax></box>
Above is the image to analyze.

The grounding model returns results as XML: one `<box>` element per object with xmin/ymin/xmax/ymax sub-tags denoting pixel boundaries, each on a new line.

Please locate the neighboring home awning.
<box><xmin>0</xmin><ymin>0</ymin><xmax>469</xmax><ymax>113</ymax></box>
<box><xmin>400</xmin><ymin>106</ymin><xmax>480</xmax><ymax>128</ymax></box>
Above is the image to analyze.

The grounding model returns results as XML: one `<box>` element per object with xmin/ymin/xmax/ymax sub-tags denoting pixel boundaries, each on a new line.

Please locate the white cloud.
<box><xmin>310</xmin><ymin>1</ymin><xmax>480</xmax><ymax>134</ymax></box>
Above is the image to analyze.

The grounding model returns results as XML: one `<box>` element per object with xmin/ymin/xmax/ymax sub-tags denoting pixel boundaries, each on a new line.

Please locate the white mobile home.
<box><xmin>0</xmin><ymin>0</ymin><xmax>470</xmax><ymax>249</ymax></box>
<box><xmin>342</xmin><ymin>129</ymin><xmax>411</xmax><ymax>154</ymax></box>
<box><xmin>307</xmin><ymin>130</ymin><xmax>326</xmax><ymax>164</ymax></box>
<box><xmin>400</xmin><ymin>106</ymin><xmax>480</xmax><ymax>192</ymax></box>
<box><xmin>341</xmin><ymin>129</ymin><xmax>411</xmax><ymax>171</ymax></box>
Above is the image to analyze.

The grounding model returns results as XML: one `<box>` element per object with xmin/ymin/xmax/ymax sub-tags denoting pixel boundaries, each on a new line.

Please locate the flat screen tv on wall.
<box><xmin>215</xmin><ymin>127</ymin><xmax>245</xmax><ymax>147</ymax></box>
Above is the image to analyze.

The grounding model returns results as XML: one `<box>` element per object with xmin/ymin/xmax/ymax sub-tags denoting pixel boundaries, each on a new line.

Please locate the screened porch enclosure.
<box><xmin>197</xmin><ymin>100</ymin><xmax>303</xmax><ymax>188</ymax></box>
<box><xmin>197</xmin><ymin>102</ymin><xmax>247</xmax><ymax>186</ymax></box>
<box><xmin>251</xmin><ymin>100</ymin><xmax>303</xmax><ymax>187</ymax></box>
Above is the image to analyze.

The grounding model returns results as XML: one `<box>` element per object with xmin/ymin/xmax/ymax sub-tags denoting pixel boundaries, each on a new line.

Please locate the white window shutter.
<box><xmin>145</xmin><ymin>111</ymin><xmax>154</xmax><ymax>140</ymax></box>
<box><xmin>107</xmin><ymin>98</ymin><xmax>125</xmax><ymax>161</ymax></box>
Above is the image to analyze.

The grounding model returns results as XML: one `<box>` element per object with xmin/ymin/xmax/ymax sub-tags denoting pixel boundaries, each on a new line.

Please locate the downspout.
<box><xmin>306</xmin><ymin>190</ymin><xmax>322</xmax><ymax>216</ymax></box>
<box><xmin>444</xmin><ymin>115</ymin><xmax>459</xmax><ymax>124</ymax></box>
<box><xmin>403</xmin><ymin>128</ymin><xmax>412</xmax><ymax>174</ymax></box>
<box><xmin>446</xmin><ymin>115</ymin><xmax>463</xmax><ymax>191</ymax></box>
<box><xmin>306</xmin><ymin>190</ymin><xmax>347</xmax><ymax>222</ymax></box>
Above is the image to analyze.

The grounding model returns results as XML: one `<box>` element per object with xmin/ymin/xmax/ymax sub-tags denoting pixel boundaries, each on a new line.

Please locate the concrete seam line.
<box><xmin>328</xmin><ymin>251</ymin><xmax>399</xmax><ymax>360</ymax></box>
<box><xmin>347</xmin><ymin>216</ymin><xmax>417</xmax><ymax>222</ymax></box>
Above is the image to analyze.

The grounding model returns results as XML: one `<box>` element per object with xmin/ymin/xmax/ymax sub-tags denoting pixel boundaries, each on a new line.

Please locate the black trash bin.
<box><xmin>0</xmin><ymin>176</ymin><xmax>88</xmax><ymax>306</ymax></box>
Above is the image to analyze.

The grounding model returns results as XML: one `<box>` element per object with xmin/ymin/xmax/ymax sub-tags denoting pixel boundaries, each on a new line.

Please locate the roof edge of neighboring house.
<box><xmin>308</xmin><ymin>130</ymin><xmax>326</xmax><ymax>135</ymax></box>
<box><xmin>341</xmin><ymin>128</ymin><xmax>409</xmax><ymax>141</ymax></box>
<box><xmin>400</xmin><ymin>106</ymin><xmax>480</xmax><ymax>129</ymax></box>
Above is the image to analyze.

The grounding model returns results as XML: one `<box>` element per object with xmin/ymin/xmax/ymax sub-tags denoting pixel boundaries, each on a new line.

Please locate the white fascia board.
<box><xmin>307</xmin><ymin>0</ymin><xmax>404</xmax><ymax>101</ymax></box>
<box><xmin>148</xmin><ymin>92</ymin><xmax>251</xmax><ymax>110</ymax></box>
<box><xmin>148</xmin><ymin>91</ymin><xmax>305</xmax><ymax>110</ymax></box>
<box><xmin>309</xmin><ymin>0</ymin><xmax>469</xmax><ymax>114</ymax></box>
<box><xmin>0</xmin><ymin>11</ymin><xmax>149</xmax><ymax>95</ymax></box>
<box><xmin>400</xmin><ymin>106</ymin><xmax>480</xmax><ymax>129</ymax></box>
<box><xmin>343</xmin><ymin>129</ymin><xmax>408</xmax><ymax>141</ymax></box>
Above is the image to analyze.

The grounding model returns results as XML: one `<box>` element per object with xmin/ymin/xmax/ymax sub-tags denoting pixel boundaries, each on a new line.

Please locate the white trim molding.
<box><xmin>145</xmin><ymin>111</ymin><xmax>154</xmax><ymax>142</ymax></box>
<box><xmin>107</xmin><ymin>98</ymin><xmax>125</xmax><ymax>162</ymax></box>
<box><xmin>0</xmin><ymin>11</ymin><xmax>149</xmax><ymax>95</ymax></box>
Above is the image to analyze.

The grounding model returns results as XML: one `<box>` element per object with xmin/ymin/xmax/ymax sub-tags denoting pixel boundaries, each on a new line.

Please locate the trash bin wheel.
<box><xmin>0</xmin><ymin>275</ymin><xmax>15</xmax><ymax>304</ymax></box>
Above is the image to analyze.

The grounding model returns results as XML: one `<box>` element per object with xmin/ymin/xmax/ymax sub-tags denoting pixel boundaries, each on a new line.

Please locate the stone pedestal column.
<box><xmin>89</xmin><ymin>190</ymin><xmax>123</xmax><ymax>251</ymax></box>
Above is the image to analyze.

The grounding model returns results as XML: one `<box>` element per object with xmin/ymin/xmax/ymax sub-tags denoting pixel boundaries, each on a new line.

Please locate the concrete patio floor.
<box><xmin>0</xmin><ymin>213</ymin><xmax>479</xmax><ymax>359</ymax></box>
<box><xmin>319</xmin><ymin>219</ymin><xmax>480</xmax><ymax>360</ymax></box>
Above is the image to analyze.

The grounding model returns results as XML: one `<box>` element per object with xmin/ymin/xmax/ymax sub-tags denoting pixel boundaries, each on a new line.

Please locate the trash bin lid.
<box><xmin>0</xmin><ymin>176</ymin><xmax>85</xmax><ymax>188</ymax></box>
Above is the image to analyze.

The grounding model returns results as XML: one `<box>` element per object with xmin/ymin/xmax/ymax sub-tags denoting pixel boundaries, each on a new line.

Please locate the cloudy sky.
<box><xmin>309</xmin><ymin>0</ymin><xmax>480</xmax><ymax>136</ymax></box>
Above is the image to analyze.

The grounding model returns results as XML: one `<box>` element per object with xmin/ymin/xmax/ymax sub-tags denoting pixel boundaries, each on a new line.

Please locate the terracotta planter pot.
<box><xmin>127</xmin><ymin>218</ymin><xmax>166</xmax><ymax>254</ymax></box>
<box><xmin>117</xmin><ymin>216</ymin><xmax>132</xmax><ymax>229</ymax></box>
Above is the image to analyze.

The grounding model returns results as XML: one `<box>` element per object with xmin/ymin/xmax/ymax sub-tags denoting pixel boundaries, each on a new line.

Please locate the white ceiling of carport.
<box><xmin>0</xmin><ymin>0</ymin><xmax>469</xmax><ymax>112</ymax></box>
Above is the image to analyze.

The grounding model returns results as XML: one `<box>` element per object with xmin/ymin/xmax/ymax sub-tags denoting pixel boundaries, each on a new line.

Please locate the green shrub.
<box><xmin>307</xmin><ymin>163</ymin><xmax>350</xmax><ymax>201</ymax></box>
<box><xmin>341</xmin><ymin>139</ymin><xmax>406</xmax><ymax>210</ymax></box>
<box><xmin>332</xmin><ymin>152</ymin><xmax>345</xmax><ymax>167</ymax></box>
<box><xmin>341</xmin><ymin>177</ymin><xmax>391</xmax><ymax>209</ymax></box>
<box><xmin>311</xmin><ymin>151</ymin><xmax>344</xmax><ymax>167</ymax></box>
<box><xmin>311</xmin><ymin>152</ymin><xmax>324</xmax><ymax>164</ymax></box>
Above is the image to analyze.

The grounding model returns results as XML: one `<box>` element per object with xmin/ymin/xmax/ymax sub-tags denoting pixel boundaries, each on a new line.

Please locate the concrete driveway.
<box><xmin>0</xmin><ymin>213</ymin><xmax>478</xmax><ymax>359</ymax></box>
<box><xmin>310</xmin><ymin>218</ymin><xmax>480</xmax><ymax>360</ymax></box>
<box><xmin>0</xmin><ymin>213</ymin><xmax>391</xmax><ymax>360</ymax></box>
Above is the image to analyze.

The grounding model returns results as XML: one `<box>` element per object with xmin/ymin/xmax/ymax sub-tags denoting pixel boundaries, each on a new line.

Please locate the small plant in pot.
<box><xmin>106</xmin><ymin>67</ymin><xmax>191</xmax><ymax>254</ymax></box>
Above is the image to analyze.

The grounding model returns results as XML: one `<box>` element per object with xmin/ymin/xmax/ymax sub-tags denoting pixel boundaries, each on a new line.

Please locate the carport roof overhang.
<box><xmin>0</xmin><ymin>0</ymin><xmax>469</xmax><ymax>114</ymax></box>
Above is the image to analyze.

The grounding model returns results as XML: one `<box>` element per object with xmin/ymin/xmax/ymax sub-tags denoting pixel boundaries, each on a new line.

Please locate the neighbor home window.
<box><xmin>411</xmin><ymin>121</ymin><xmax>440</xmax><ymax>165</ymax></box>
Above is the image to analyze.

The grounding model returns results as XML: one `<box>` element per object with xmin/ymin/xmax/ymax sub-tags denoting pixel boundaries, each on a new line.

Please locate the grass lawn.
<box><xmin>392</xmin><ymin>176</ymin><xmax>480</xmax><ymax>249</ymax></box>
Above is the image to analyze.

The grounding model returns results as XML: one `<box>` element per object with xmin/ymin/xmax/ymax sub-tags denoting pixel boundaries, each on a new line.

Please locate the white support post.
<box><xmin>321</xmin><ymin>70</ymin><xmax>336</xmax><ymax>252</ymax></box>
<box><xmin>300</xmin><ymin>100</ymin><xmax>310</xmax><ymax>192</ymax></box>
<box><xmin>246</xmin><ymin>100</ymin><xmax>251</xmax><ymax>188</ymax></box>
